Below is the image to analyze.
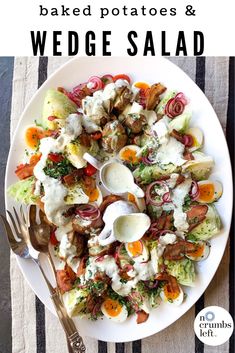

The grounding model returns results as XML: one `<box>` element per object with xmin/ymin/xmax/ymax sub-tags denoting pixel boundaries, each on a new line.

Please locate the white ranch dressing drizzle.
<box><xmin>82</xmin><ymin>79</ymin><xmax>133</xmax><ymax>123</ymax></box>
<box><xmin>171</xmin><ymin>179</ymin><xmax>192</xmax><ymax>232</ymax></box>
<box><xmin>33</xmin><ymin>114</ymin><xmax>83</xmax><ymax>226</ymax></box>
<box><xmin>82</xmin><ymin>255</ymin><xmax>159</xmax><ymax>297</ymax></box>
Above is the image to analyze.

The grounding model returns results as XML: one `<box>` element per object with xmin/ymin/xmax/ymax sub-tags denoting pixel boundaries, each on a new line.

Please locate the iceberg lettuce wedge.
<box><xmin>7</xmin><ymin>176</ymin><xmax>39</xmax><ymax>204</ymax></box>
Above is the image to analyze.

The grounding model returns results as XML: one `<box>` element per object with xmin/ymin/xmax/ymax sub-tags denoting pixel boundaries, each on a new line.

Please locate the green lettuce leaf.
<box><xmin>165</xmin><ymin>258</ymin><xmax>196</xmax><ymax>287</ymax></box>
<box><xmin>168</xmin><ymin>111</ymin><xmax>191</xmax><ymax>133</ymax></box>
<box><xmin>156</xmin><ymin>91</ymin><xmax>177</xmax><ymax>116</ymax></box>
<box><xmin>133</xmin><ymin>163</ymin><xmax>179</xmax><ymax>184</ymax></box>
<box><xmin>187</xmin><ymin>204</ymin><xmax>221</xmax><ymax>241</ymax></box>
<box><xmin>7</xmin><ymin>176</ymin><xmax>39</xmax><ymax>204</ymax></box>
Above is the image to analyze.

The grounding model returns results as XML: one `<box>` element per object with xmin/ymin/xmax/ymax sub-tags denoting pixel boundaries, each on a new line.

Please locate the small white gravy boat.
<box><xmin>83</xmin><ymin>152</ymin><xmax>144</xmax><ymax>198</ymax></box>
<box><xmin>97</xmin><ymin>200</ymin><xmax>151</xmax><ymax>246</ymax></box>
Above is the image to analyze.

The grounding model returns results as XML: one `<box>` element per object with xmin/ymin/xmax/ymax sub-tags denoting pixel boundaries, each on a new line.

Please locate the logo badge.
<box><xmin>194</xmin><ymin>306</ymin><xmax>234</xmax><ymax>346</ymax></box>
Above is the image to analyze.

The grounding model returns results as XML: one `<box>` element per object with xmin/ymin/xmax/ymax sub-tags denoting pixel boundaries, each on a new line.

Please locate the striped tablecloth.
<box><xmin>5</xmin><ymin>57</ymin><xmax>235</xmax><ymax>353</ymax></box>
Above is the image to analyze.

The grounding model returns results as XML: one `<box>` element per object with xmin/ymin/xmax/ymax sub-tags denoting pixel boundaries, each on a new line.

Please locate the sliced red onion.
<box><xmin>57</xmin><ymin>87</ymin><xmax>82</xmax><ymax>107</ymax></box>
<box><xmin>116</xmin><ymin>243</ymin><xmax>129</xmax><ymax>261</ymax></box>
<box><xmin>189</xmin><ymin>180</ymin><xmax>200</xmax><ymax>200</ymax></box>
<box><xmin>88</xmin><ymin>76</ymin><xmax>104</xmax><ymax>92</ymax></box>
<box><xmin>183</xmin><ymin>134</ymin><xmax>194</xmax><ymax>147</ymax></box>
<box><xmin>141</xmin><ymin>155</ymin><xmax>156</xmax><ymax>166</ymax></box>
<box><xmin>73</xmin><ymin>82</ymin><xmax>88</xmax><ymax>94</ymax></box>
<box><xmin>165</xmin><ymin>92</ymin><xmax>187</xmax><ymax>119</ymax></box>
<box><xmin>76</xmin><ymin>204</ymin><xmax>100</xmax><ymax>221</ymax></box>
<box><xmin>146</xmin><ymin>180</ymin><xmax>168</xmax><ymax>206</ymax></box>
<box><xmin>175</xmin><ymin>92</ymin><xmax>188</xmax><ymax>105</ymax></box>
<box><xmin>162</xmin><ymin>192</ymin><xmax>172</xmax><ymax>203</ymax></box>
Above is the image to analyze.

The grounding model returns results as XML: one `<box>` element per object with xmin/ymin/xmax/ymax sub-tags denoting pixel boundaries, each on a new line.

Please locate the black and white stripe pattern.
<box><xmin>1</xmin><ymin>57</ymin><xmax>233</xmax><ymax>353</ymax></box>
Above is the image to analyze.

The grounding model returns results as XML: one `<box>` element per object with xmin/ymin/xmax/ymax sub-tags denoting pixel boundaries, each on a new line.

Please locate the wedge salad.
<box><xmin>8</xmin><ymin>74</ymin><xmax>223</xmax><ymax>324</ymax></box>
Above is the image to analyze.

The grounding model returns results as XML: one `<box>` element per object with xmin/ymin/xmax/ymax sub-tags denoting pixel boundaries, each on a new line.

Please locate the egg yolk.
<box><xmin>190</xmin><ymin>134</ymin><xmax>199</xmax><ymax>148</ymax></box>
<box><xmin>127</xmin><ymin>193</ymin><xmax>138</xmax><ymax>209</ymax></box>
<box><xmin>164</xmin><ymin>284</ymin><xmax>180</xmax><ymax>301</ymax></box>
<box><xmin>134</xmin><ymin>82</ymin><xmax>150</xmax><ymax>91</ymax></box>
<box><xmin>120</xmin><ymin>149</ymin><xmax>140</xmax><ymax>164</ymax></box>
<box><xmin>127</xmin><ymin>240</ymin><xmax>143</xmax><ymax>257</ymax></box>
<box><xmin>186</xmin><ymin>243</ymin><xmax>204</xmax><ymax>258</ymax></box>
<box><xmin>25</xmin><ymin>127</ymin><xmax>52</xmax><ymax>149</ymax></box>
<box><xmin>87</xmin><ymin>188</ymin><xmax>99</xmax><ymax>202</ymax></box>
<box><xmin>103</xmin><ymin>299</ymin><xmax>122</xmax><ymax>317</ymax></box>
<box><xmin>198</xmin><ymin>183</ymin><xmax>215</xmax><ymax>202</ymax></box>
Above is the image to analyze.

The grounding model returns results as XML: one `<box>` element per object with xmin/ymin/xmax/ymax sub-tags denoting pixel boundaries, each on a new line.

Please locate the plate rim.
<box><xmin>5</xmin><ymin>56</ymin><xmax>233</xmax><ymax>342</ymax></box>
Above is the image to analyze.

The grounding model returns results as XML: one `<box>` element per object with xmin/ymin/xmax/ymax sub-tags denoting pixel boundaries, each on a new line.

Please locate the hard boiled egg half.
<box><xmin>125</xmin><ymin>240</ymin><xmax>149</xmax><ymax>262</ymax></box>
<box><xmin>196</xmin><ymin>180</ymin><xmax>223</xmax><ymax>203</ymax></box>
<box><xmin>87</xmin><ymin>185</ymin><xmax>103</xmax><ymax>206</ymax></box>
<box><xmin>186</xmin><ymin>127</ymin><xmax>203</xmax><ymax>152</ymax></box>
<box><xmin>119</xmin><ymin>145</ymin><xmax>141</xmax><ymax>165</ymax></box>
<box><xmin>127</xmin><ymin>193</ymin><xmax>146</xmax><ymax>212</ymax></box>
<box><xmin>185</xmin><ymin>241</ymin><xmax>210</xmax><ymax>261</ymax></box>
<box><xmin>160</xmin><ymin>284</ymin><xmax>184</xmax><ymax>306</ymax></box>
<box><xmin>101</xmin><ymin>298</ymin><xmax>128</xmax><ymax>323</ymax></box>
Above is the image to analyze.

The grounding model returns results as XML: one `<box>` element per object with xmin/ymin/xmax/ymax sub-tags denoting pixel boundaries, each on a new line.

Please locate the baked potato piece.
<box><xmin>124</xmin><ymin>113</ymin><xmax>146</xmax><ymax>134</ymax></box>
<box><xmin>146</xmin><ymin>83</ymin><xmax>166</xmax><ymax>110</ymax></box>
<box><xmin>113</xmin><ymin>86</ymin><xmax>133</xmax><ymax>113</ymax></box>
<box><xmin>72</xmin><ymin>215</ymin><xmax>104</xmax><ymax>234</ymax></box>
<box><xmin>101</xmin><ymin>121</ymin><xmax>128</xmax><ymax>153</ymax></box>
<box><xmin>67</xmin><ymin>231</ymin><xmax>86</xmax><ymax>257</ymax></box>
<box><xmin>88</xmin><ymin>240</ymin><xmax>118</xmax><ymax>257</ymax></box>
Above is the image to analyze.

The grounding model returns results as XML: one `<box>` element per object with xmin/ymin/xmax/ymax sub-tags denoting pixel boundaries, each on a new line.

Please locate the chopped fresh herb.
<box><xmin>34</xmin><ymin>119</ymin><xmax>44</xmax><ymax>128</ymax></box>
<box><xmin>43</xmin><ymin>158</ymin><xmax>74</xmax><ymax>179</ymax></box>
<box><xmin>120</xmin><ymin>278</ymin><xmax>128</xmax><ymax>284</ymax></box>
<box><xmin>183</xmin><ymin>194</ymin><xmax>191</xmax><ymax>211</ymax></box>
<box><xmin>138</xmin><ymin>162</ymin><xmax>145</xmax><ymax>172</ymax></box>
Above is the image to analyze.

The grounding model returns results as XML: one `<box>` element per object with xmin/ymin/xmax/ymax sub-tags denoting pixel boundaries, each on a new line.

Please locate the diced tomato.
<box><xmin>90</xmin><ymin>131</ymin><xmax>102</xmax><ymax>140</ymax></box>
<box><xmin>113</xmin><ymin>74</ymin><xmax>131</xmax><ymax>83</ymax></box>
<box><xmin>50</xmin><ymin>229</ymin><xmax>59</xmax><ymax>246</ymax></box>
<box><xmin>48</xmin><ymin>153</ymin><xmax>64</xmax><ymax>163</ymax></box>
<box><xmin>84</xmin><ymin>163</ymin><xmax>97</xmax><ymax>177</ymax></box>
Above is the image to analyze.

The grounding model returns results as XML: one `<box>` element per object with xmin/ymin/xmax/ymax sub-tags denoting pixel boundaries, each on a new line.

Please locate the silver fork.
<box><xmin>0</xmin><ymin>207</ymin><xmax>86</xmax><ymax>353</ymax></box>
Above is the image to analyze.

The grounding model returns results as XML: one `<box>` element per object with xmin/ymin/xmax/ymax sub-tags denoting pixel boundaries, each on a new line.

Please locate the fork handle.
<box><xmin>50</xmin><ymin>290</ymin><xmax>86</xmax><ymax>353</ymax></box>
<box><xmin>34</xmin><ymin>260</ymin><xmax>86</xmax><ymax>353</ymax></box>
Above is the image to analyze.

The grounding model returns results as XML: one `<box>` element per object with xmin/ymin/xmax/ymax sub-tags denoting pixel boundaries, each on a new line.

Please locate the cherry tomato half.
<box><xmin>90</xmin><ymin>131</ymin><xmax>102</xmax><ymax>140</ymax></box>
<box><xmin>50</xmin><ymin>229</ymin><xmax>59</xmax><ymax>246</ymax></box>
<box><xmin>48</xmin><ymin>153</ymin><xmax>64</xmax><ymax>163</ymax></box>
<box><xmin>113</xmin><ymin>74</ymin><xmax>131</xmax><ymax>84</ymax></box>
<box><xmin>84</xmin><ymin>163</ymin><xmax>97</xmax><ymax>176</ymax></box>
